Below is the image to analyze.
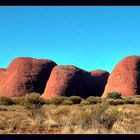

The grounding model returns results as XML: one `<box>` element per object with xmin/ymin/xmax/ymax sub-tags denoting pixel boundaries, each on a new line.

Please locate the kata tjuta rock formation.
<box><xmin>41</xmin><ymin>65</ymin><xmax>96</xmax><ymax>99</ymax></box>
<box><xmin>102</xmin><ymin>55</ymin><xmax>140</xmax><ymax>97</ymax></box>
<box><xmin>0</xmin><ymin>68</ymin><xmax>6</xmax><ymax>77</ymax></box>
<box><xmin>90</xmin><ymin>70</ymin><xmax>109</xmax><ymax>97</ymax></box>
<box><xmin>0</xmin><ymin>57</ymin><xmax>56</xmax><ymax>97</ymax></box>
<box><xmin>0</xmin><ymin>68</ymin><xmax>6</xmax><ymax>73</ymax></box>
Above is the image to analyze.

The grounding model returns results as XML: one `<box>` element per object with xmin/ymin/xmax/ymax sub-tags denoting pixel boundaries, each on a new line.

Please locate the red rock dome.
<box><xmin>90</xmin><ymin>70</ymin><xmax>109</xmax><ymax>96</ymax></box>
<box><xmin>41</xmin><ymin>65</ymin><xmax>96</xmax><ymax>99</ymax></box>
<box><xmin>102</xmin><ymin>56</ymin><xmax>140</xmax><ymax>97</ymax></box>
<box><xmin>0</xmin><ymin>68</ymin><xmax>6</xmax><ymax>72</ymax></box>
<box><xmin>0</xmin><ymin>68</ymin><xmax>6</xmax><ymax>79</ymax></box>
<box><xmin>0</xmin><ymin>57</ymin><xmax>56</xmax><ymax>97</ymax></box>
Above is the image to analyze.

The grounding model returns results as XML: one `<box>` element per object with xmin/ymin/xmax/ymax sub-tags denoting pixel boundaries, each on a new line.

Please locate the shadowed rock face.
<box><xmin>0</xmin><ymin>57</ymin><xmax>56</xmax><ymax>97</ymax></box>
<box><xmin>41</xmin><ymin>65</ymin><xmax>96</xmax><ymax>99</ymax></box>
<box><xmin>102</xmin><ymin>56</ymin><xmax>140</xmax><ymax>97</ymax></box>
<box><xmin>90</xmin><ymin>70</ymin><xmax>109</xmax><ymax>96</ymax></box>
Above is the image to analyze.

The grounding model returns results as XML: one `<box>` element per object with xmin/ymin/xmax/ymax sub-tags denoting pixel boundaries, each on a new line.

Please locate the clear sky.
<box><xmin>0</xmin><ymin>6</ymin><xmax>140</xmax><ymax>73</ymax></box>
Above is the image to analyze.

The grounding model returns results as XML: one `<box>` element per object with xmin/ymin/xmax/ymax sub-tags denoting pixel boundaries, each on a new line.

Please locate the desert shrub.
<box><xmin>13</xmin><ymin>96</ymin><xmax>26</xmax><ymax>106</ymax></box>
<box><xmin>114</xmin><ymin>99</ymin><xmax>124</xmax><ymax>105</ymax></box>
<box><xmin>61</xmin><ymin>100</ymin><xmax>73</xmax><ymax>105</ymax></box>
<box><xmin>49</xmin><ymin>96</ymin><xmax>68</xmax><ymax>105</ymax></box>
<box><xmin>107</xmin><ymin>92</ymin><xmax>122</xmax><ymax>99</ymax></box>
<box><xmin>0</xmin><ymin>96</ymin><xmax>15</xmax><ymax>105</ymax></box>
<box><xmin>22</xmin><ymin>93</ymin><xmax>45</xmax><ymax>109</ymax></box>
<box><xmin>123</xmin><ymin>97</ymin><xmax>135</xmax><ymax>104</ymax></box>
<box><xmin>86</xmin><ymin>96</ymin><xmax>101</xmax><ymax>104</ymax></box>
<box><xmin>67</xmin><ymin>96</ymin><xmax>82</xmax><ymax>104</ymax></box>
<box><xmin>106</xmin><ymin>99</ymin><xmax>124</xmax><ymax>106</ymax></box>
<box><xmin>80</xmin><ymin>100</ymin><xmax>90</xmax><ymax>105</ymax></box>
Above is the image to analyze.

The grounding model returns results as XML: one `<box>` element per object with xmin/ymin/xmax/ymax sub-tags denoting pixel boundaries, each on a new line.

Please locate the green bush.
<box><xmin>49</xmin><ymin>96</ymin><xmax>68</xmax><ymax>105</ymax></box>
<box><xmin>107</xmin><ymin>92</ymin><xmax>122</xmax><ymax>99</ymax></box>
<box><xmin>0</xmin><ymin>96</ymin><xmax>14</xmax><ymax>105</ymax></box>
<box><xmin>86</xmin><ymin>96</ymin><xmax>101</xmax><ymax>104</ymax></box>
<box><xmin>67</xmin><ymin>96</ymin><xmax>82</xmax><ymax>104</ymax></box>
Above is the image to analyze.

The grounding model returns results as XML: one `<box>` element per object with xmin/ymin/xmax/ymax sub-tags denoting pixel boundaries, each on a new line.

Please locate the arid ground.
<box><xmin>0</xmin><ymin>95</ymin><xmax>140</xmax><ymax>134</ymax></box>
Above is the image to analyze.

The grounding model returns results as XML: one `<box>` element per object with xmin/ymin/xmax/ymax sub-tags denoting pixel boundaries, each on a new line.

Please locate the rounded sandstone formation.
<box><xmin>90</xmin><ymin>70</ymin><xmax>109</xmax><ymax>96</ymax></box>
<box><xmin>41</xmin><ymin>65</ymin><xmax>96</xmax><ymax>99</ymax></box>
<box><xmin>102</xmin><ymin>55</ymin><xmax>140</xmax><ymax>97</ymax></box>
<box><xmin>0</xmin><ymin>68</ymin><xmax>6</xmax><ymax>72</ymax></box>
<box><xmin>0</xmin><ymin>68</ymin><xmax>6</xmax><ymax>79</ymax></box>
<box><xmin>0</xmin><ymin>57</ymin><xmax>56</xmax><ymax>97</ymax></box>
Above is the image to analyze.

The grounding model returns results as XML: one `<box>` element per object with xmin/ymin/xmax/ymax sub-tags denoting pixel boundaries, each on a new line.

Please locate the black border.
<box><xmin>0</xmin><ymin>0</ymin><xmax>140</xmax><ymax>6</ymax></box>
<box><xmin>0</xmin><ymin>134</ymin><xmax>140</xmax><ymax>140</ymax></box>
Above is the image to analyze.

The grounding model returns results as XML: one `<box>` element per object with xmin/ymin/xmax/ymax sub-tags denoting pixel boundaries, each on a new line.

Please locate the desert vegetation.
<box><xmin>0</xmin><ymin>93</ymin><xmax>140</xmax><ymax>134</ymax></box>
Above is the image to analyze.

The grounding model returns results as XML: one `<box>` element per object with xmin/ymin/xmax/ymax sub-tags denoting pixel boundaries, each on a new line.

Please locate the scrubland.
<box><xmin>0</xmin><ymin>93</ymin><xmax>140</xmax><ymax>134</ymax></box>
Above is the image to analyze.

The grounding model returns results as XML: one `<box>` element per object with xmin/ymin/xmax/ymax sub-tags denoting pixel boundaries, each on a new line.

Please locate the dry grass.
<box><xmin>0</xmin><ymin>103</ymin><xmax>140</xmax><ymax>134</ymax></box>
<box><xmin>0</xmin><ymin>93</ymin><xmax>140</xmax><ymax>134</ymax></box>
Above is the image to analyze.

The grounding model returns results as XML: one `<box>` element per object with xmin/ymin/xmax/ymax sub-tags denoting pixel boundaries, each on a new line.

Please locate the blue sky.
<box><xmin>0</xmin><ymin>6</ymin><xmax>140</xmax><ymax>72</ymax></box>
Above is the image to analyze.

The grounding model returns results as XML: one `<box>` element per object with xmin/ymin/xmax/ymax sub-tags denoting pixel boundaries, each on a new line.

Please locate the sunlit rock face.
<box><xmin>0</xmin><ymin>68</ymin><xmax>6</xmax><ymax>78</ymax></box>
<box><xmin>102</xmin><ymin>56</ymin><xmax>140</xmax><ymax>97</ymax></box>
<box><xmin>41</xmin><ymin>65</ymin><xmax>97</xmax><ymax>99</ymax></box>
<box><xmin>0</xmin><ymin>57</ymin><xmax>56</xmax><ymax>97</ymax></box>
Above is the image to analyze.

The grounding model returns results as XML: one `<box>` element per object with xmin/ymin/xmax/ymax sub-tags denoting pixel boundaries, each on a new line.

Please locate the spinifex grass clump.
<box><xmin>21</xmin><ymin>93</ymin><xmax>45</xmax><ymax>109</ymax></box>
<box><xmin>0</xmin><ymin>96</ymin><xmax>15</xmax><ymax>105</ymax></box>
